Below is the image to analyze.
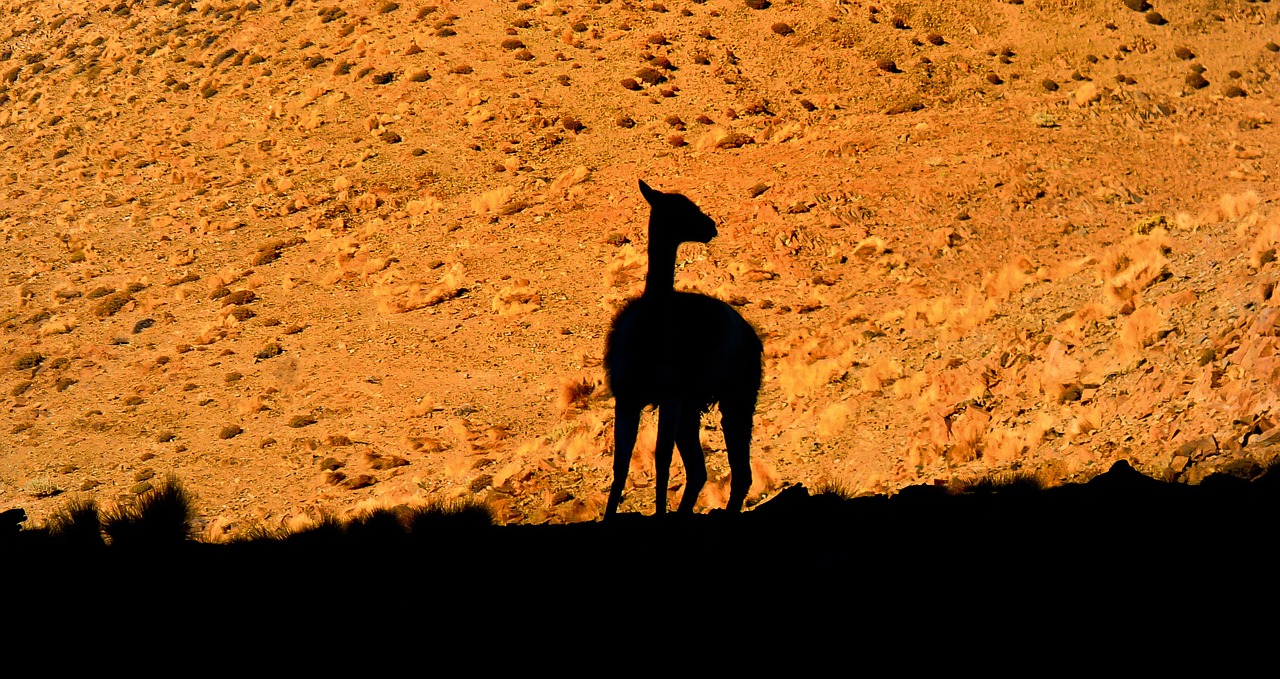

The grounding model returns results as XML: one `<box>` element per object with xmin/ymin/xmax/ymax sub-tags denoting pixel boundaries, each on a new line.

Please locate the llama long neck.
<box><xmin>643</xmin><ymin>228</ymin><xmax>679</xmax><ymax>297</ymax></box>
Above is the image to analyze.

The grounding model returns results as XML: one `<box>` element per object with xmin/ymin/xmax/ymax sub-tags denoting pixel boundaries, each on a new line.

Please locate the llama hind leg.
<box><xmin>606</xmin><ymin>402</ymin><xmax>642</xmax><ymax>518</ymax></box>
<box><xmin>675</xmin><ymin>410</ymin><xmax>707</xmax><ymax>514</ymax></box>
<box><xmin>721</xmin><ymin>399</ymin><xmax>755</xmax><ymax>513</ymax></box>
<box><xmin>652</xmin><ymin>399</ymin><xmax>683</xmax><ymax>516</ymax></box>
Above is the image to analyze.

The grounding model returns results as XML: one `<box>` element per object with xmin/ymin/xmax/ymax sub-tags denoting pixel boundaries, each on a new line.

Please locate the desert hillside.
<box><xmin>3</xmin><ymin>0</ymin><xmax>1279</xmax><ymax>534</ymax></box>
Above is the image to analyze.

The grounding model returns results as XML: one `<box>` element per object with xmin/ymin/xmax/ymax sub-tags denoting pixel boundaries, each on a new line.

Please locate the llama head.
<box><xmin>638</xmin><ymin>180</ymin><xmax>717</xmax><ymax>245</ymax></box>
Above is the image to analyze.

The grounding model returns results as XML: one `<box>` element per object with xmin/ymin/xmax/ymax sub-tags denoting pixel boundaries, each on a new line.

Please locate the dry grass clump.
<box><xmin>1115</xmin><ymin>306</ymin><xmax>1169</xmax><ymax>354</ymax></box>
<box><xmin>373</xmin><ymin>263</ymin><xmax>466</xmax><ymax>314</ymax></box>
<box><xmin>1098</xmin><ymin>233</ymin><xmax>1171</xmax><ymax>312</ymax></box>
<box><xmin>1247</xmin><ymin>213</ymin><xmax>1280</xmax><ymax>270</ymax></box>
<box><xmin>93</xmin><ymin>292</ymin><xmax>132</xmax><ymax>317</ymax></box>
<box><xmin>556</xmin><ymin>373</ymin><xmax>605</xmax><ymax>415</ymax></box>
<box><xmin>977</xmin><ymin>257</ymin><xmax>1035</xmax><ymax>302</ymax></box>
<box><xmin>492</xmin><ymin>279</ymin><xmax>541</xmax><ymax>316</ymax></box>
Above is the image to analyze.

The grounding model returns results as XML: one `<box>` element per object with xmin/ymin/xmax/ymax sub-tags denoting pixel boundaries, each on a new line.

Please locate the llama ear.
<box><xmin>638</xmin><ymin>179</ymin><xmax>658</xmax><ymax>203</ymax></box>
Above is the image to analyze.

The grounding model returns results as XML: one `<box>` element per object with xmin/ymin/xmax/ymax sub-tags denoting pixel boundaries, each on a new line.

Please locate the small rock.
<box><xmin>1174</xmin><ymin>435</ymin><xmax>1217</xmax><ymax>460</ymax></box>
<box><xmin>319</xmin><ymin>457</ymin><xmax>344</xmax><ymax>471</ymax></box>
<box><xmin>343</xmin><ymin>474</ymin><xmax>377</xmax><ymax>489</ymax></box>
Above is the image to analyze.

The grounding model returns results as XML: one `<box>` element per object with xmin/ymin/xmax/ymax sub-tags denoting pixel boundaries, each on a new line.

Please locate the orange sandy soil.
<box><xmin>3</xmin><ymin>0</ymin><xmax>1280</xmax><ymax>536</ymax></box>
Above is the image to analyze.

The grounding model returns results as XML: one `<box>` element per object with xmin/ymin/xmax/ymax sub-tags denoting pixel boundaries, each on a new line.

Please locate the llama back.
<box><xmin>605</xmin><ymin>293</ymin><xmax>761</xmax><ymax>408</ymax></box>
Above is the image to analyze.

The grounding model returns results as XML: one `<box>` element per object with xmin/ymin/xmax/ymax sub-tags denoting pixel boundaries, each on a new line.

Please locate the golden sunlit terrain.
<box><xmin>3</xmin><ymin>0</ymin><xmax>1280</xmax><ymax>536</ymax></box>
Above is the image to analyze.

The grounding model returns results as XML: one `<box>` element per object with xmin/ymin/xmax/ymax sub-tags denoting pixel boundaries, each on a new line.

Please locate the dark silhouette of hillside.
<box><xmin>5</xmin><ymin>460</ymin><xmax>1277</xmax><ymax>611</ymax></box>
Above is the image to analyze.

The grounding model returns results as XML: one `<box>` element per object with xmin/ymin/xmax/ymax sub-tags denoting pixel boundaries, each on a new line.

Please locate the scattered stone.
<box><xmin>13</xmin><ymin>352</ymin><xmax>43</xmax><ymax>370</ymax></box>
<box><xmin>319</xmin><ymin>457</ymin><xmax>344</xmax><ymax>471</ymax></box>
<box><xmin>343</xmin><ymin>474</ymin><xmax>377</xmax><ymax>490</ymax></box>
<box><xmin>1174</xmin><ymin>46</ymin><xmax>1195</xmax><ymax>60</ymax></box>
<box><xmin>748</xmin><ymin>183</ymin><xmax>770</xmax><ymax>198</ymax></box>
<box><xmin>1186</xmin><ymin>72</ymin><xmax>1209</xmax><ymax>89</ymax></box>
<box><xmin>132</xmin><ymin>318</ymin><xmax>155</xmax><ymax>334</ymax></box>
<box><xmin>1123</xmin><ymin>0</ymin><xmax>1150</xmax><ymax>10</ymax></box>
<box><xmin>289</xmin><ymin>415</ymin><xmax>317</xmax><ymax>428</ymax></box>
<box><xmin>469</xmin><ymin>474</ymin><xmax>494</xmax><ymax>493</ymax></box>
<box><xmin>885</xmin><ymin>98</ymin><xmax>924</xmax><ymax>115</ymax></box>
<box><xmin>223</xmin><ymin>290</ymin><xmax>256</xmax><ymax>306</ymax></box>
<box><xmin>1223</xmin><ymin>84</ymin><xmax>1246</xmax><ymax>98</ymax></box>
<box><xmin>636</xmin><ymin>67</ymin><xmax>664</xmax><ymax>85</ymax></box>
<box><xmin>1042</xmin><ymin>78</ymin><xmax>1059</xmax><ymax>92</ymax></box>
<box><xmin>1145</xmin><ymin>11</ymin><xmax>1166</xmax><ymax>25</ymax></box>
<box><xmin>219</xmin><ymin>425</ymin><xmax>243</xmax><ymax>439</ymax></box>
<box><xmin>771</xmin><ymin>23</ymin><xmax>794</xmax><ymax>36</ymax></box>
<box><xmin>744</xmin><ymin>0</ymin><xmax>770</xmax><ymax>8</ymax></box>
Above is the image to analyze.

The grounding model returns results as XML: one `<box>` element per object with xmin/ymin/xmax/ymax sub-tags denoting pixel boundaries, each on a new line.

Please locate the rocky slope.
<box><xmin>2</xmin><ymin>0</ymin><xmax>1279</xmax><ymax>533</ymax></box>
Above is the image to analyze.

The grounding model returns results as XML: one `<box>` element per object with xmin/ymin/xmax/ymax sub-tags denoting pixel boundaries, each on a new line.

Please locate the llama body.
<box><xmin>603</xmin><ymin>180</ymin><xmax>763</xmax><ymax>517</ymax></box>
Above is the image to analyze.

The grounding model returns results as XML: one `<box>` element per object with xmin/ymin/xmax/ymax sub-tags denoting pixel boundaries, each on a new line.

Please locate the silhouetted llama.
<box><xmin>604</xmin><ymin>180</ymin><xmax>763</xmax><ymax>517</ymax></box>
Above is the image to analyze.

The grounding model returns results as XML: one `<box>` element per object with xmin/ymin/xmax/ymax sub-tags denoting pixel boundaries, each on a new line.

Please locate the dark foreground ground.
<box><xmin>5</xmin><ymin>459</ymin><xmax>1277</xmax><ymax>609</ymax></box>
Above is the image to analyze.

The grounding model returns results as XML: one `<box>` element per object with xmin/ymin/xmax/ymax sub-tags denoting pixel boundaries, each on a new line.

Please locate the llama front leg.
<box><xmin>652</xmin><ymin>399</ymin><xmax>682</xmax><ymax>516</ymax></box>
<box><xmin>606</xmin><ymin>402</ymin><xmax>642</xmax><ymax>519</ymax></box>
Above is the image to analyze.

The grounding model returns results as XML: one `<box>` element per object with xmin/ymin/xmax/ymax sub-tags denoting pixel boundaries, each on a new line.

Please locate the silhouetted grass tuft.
<box><xmin>951</xmin><ymin>472</ymin><xmax>1043</xmax><ymax>496</ymax></box>
<box><xmin>101</xmin><ymin>476</ymin><xmax>194</xmax><ymax>547</ymax></box>
<box><xmin>46</xmin><ymin>497</ymin><xmax>104</xmax><ymax>547</ymax></box>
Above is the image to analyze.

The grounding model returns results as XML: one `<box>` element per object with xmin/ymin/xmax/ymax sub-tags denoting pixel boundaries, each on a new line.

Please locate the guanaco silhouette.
<box><xmin>604</xmin><ymin>180</ymin><xmax>763</xmax><ymax>517</ymax></box>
